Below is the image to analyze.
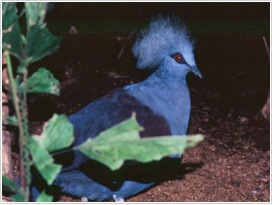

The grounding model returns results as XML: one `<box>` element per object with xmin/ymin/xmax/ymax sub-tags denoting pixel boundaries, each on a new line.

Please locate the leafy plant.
<box><xmin>2</xmin><ymin>2</ymin><xmax>203</xmax><ymax>202</ymax></box>
<box><xmin>2</xmin><ymin>2</ymin><xmax>63</xmax><ymax>201</ymax></box>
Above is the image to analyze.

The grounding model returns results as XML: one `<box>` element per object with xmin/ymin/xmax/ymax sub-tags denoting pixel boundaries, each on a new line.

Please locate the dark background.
<box><xmin>17</xmin><ymin>2</ymin><xmax>270</xmax><ymax>123</ymax></box>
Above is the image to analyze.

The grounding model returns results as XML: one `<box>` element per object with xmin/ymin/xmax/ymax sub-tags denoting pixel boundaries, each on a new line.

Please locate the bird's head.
<box><xmin>162</xmin><ymin>51</ymin><xmax>202</xmax><ymax>79</ymax></box>
<box><xmin>132</xmin><ymin>14</ymin><xmax>202</xmax><ymax>79</ymax></box>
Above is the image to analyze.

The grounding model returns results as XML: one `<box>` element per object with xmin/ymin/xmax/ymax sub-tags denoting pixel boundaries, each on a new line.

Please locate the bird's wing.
<box><xmin>62</xmin><ymin>88</ymin><xmax>171</xmax><ymax>171</ymax></box>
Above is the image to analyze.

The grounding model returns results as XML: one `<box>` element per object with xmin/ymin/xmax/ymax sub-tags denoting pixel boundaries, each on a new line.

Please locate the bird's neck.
<box><xmin>151</xmin><ymin>65</ymin><xmax>188</xmax><ymax>85</ymax></box>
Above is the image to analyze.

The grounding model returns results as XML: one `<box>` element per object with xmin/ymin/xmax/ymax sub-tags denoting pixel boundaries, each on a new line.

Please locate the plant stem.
<box><xmin>5</xmin><ymin>53</ymin><xmax>30</xmax><ymax>201</ymax></box>
<box><xmin>51</xmin><ymin>147</ymin><xmax>74</xmax><ymax>156</ymax></box>
<box><xmin>263</xmin><ymin>36</ymin><xmax>270</xmax><ymax>61</ymax></box>
<box><xmin>21</xmin><ymin>69</ymin><xmax>32</xmax><ymax>191</ymax></box>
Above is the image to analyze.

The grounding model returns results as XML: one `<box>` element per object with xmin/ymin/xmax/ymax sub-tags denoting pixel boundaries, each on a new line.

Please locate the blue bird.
<box><xmin>32</xmin><ymin>14</ymin><xmax>202</xmax><ymax>201</ymax></box>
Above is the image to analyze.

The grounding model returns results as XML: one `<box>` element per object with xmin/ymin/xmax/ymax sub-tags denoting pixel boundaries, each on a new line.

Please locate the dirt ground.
<box><xmin>8</xmin><ymin>29</ymin><xmax>270</xmax><ymax>202</ymax></box>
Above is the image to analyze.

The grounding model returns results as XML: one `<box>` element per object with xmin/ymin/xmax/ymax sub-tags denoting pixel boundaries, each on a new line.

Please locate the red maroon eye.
<box><xmin>176</xmin><ymin>54</ymin><xmax>182</xmax><ymax>61</ymax></box>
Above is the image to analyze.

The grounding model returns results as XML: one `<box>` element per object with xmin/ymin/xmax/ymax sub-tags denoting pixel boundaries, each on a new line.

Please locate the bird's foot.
<box><xmin>81</xmin><ymin>196</ymin><xmax>88</xmax><ymax>202</ymax></box>
<box><xmin>169</xmin><ymin>153</ymin><xmax>183</xmax><ymax>159</ymax></box>
<box><xmin>113</xmin><ymin>194</ymin><xmax>124</xmax><ymax>202</ymax></box>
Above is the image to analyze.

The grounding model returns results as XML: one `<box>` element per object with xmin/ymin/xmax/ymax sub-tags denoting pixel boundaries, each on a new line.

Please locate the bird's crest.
<box><xmin>132</xmin><ymin>14</ymin><xmax>195</xmax><ymax>70</ymax></box>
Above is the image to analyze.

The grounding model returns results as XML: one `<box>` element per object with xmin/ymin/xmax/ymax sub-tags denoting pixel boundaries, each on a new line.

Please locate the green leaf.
<box><xmin>3</xmin><ymin>116</ymin><xmax>18</xmax><ymax>126</ymax></box>
<box><xmin>26</xmin><ymin>25</ymin><xmax>62</xmax><ymax>63</ymax></box>
<box><xmin>77</xmin><ymin>116</ymin><xmax>204</xmax><ymax>170</ymax></box>
<box><xmin>2</xmin><ymin>175</ymin><xmax>26</xmax><ymax>202</ymax></box>
<box><xmin>18</xmin><ymin>68</ymin><xmax>60</xmax><ymax>95</ymax></box>
<box><xmin>36</xmin><ymin>114</ymin><xmax>74</xmax><ymax>153</ymax></box>
<box><xmin>10</xmin><ymin>194</ymin><xmax>26</xmax><ymax>202</ymax></box>
<box><xmin>93</xmin><ymin>113</ymin><xmax>143</xmax><ymax>144</ymax></box>
<box><xmin>2</xmin><ymin>2</ymin><xmax>24</xmax><ymax>60</ymax></box>
<box><xmin>36</xmin><ymin>189</ymin><xmax>53</xmax><ymax>202</ymax></box>
<box><xmin>25</xmin><ymin>2</ymin><xmax>48</xmax><ymax>28</ymax></box>
<box><xmin>24</xmin><ymin>2</ymin><xmax>62</xmax><ymax>63</ymax></box>
<box><xmin>28</xmin><ymin>137</ymin><xmax>62</xmax><ymax>185</ymax></box>
<box><xmin>2</xmin><ymin>2</ymin><xmax>17</xmax><ymax>30</ymax></box>
<box><xmin>2</xmin><ymin>175</ymin><xmax>23</xmax><ymax>194</ymax></box>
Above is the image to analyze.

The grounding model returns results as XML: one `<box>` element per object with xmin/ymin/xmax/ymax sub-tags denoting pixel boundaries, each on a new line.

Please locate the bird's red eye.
<box><xmin>176</xmin><ymin>54</ymin><xmax>182</xmax><ymax>61</ymax></box>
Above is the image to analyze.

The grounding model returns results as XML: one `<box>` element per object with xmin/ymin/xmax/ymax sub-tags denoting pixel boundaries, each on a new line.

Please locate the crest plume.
<box><xmin>132</xmin><ymin>14</ymin><xmax>194</xmax><ymax>70</ymax></box>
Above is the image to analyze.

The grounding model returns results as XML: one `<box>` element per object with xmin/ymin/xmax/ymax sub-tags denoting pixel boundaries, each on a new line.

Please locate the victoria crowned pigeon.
<box><xmin>32</xmin><ymin>14</ymin><xmax>202</xmax><ymax>201</ymax></box>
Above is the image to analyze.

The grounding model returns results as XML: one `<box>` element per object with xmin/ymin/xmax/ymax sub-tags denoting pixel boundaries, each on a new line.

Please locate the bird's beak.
<box><xmin>191</xmin><ymin>66</ymin><xmax>202</xmax><ymax>79</ymax></box>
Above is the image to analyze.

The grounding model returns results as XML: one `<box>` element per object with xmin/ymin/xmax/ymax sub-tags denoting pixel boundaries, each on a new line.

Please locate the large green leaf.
<box><xmin>36</xmin><ymin>114</ymin><xmax>74</xmax><ymax>153</ymax></box>
<box><xmin>77</xmin><ymin>116</ymin><xmax>204</xmax><ymax>170</ymax></box>
<box><xmin>36</xmin><ymin>189</ymin><xmax>53</xmax><ymax>202</ymax></box>
<box><xmin>2</xmin><ymin>2</ymin><xmax>24</xmax><ymax>60</ymax></box>
<box><xmin>2</xmin><ymin>175</ymin><xmax>26</xmax><ymax>202</ymax></box>
<box><xmin>18</xmin><ymin>68</ymin><xmax>60</xmax><ymax>95</ymax></box>
<box><xmin>28</xmin><ymin>137</ymin><xmax>62</xmax><ymax>185</ymax></box>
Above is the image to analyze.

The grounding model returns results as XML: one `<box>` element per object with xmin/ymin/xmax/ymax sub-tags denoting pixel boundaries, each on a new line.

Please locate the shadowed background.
<box><xmin>16</xmin><ymin>2</ymin><xmax>269</xmax><ymax>121</ymax></box>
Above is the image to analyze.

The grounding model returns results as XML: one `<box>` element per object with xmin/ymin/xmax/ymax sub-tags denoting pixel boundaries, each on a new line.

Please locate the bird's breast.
<box><xmin>127</xmin><ymin>84</ymin><xmax>191</xmax><ymax>136</ymax></box>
